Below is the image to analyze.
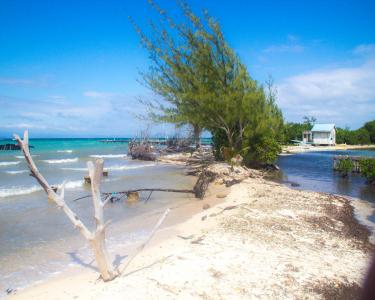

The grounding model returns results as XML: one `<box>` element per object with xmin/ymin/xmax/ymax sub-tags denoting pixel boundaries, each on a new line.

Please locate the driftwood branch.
<box><xmin>120</xmin><ymin>208</ymin><xmax>170</xmax><ymax>275</ymax></box>
<box><xmin>73</xmin><ymin>188</ymin><xmax>195</xmax><ymax>202</ymax></box>
<box><xmin>14</xmin><ymin>130</ymin><xmax>117</xmax><ymax>281</ymax></box>
<box><xmin>104</xmin><ymin>188</ymin><xmax>194</xmax><ymax>196</ymax></box>
<box><xmin>14</xmin><ymin>131</ymin><xmax>92</xmax><ymax>240</ymax></box>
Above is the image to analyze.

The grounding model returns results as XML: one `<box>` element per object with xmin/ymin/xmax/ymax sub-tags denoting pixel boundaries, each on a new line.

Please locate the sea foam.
<box><xmin>57</xmin><ymin>150</ymin><xmax>73</xmax><ymax>153</ymax></box>
<box><xmin>0</xmin><ymin>180</ymin><xmax>83</xmax><ymax>198</ymax></box>
<box><xmin>42</xmin><ymin>158</ymin><xmax>78</xmax><ymax>164</ymax></box>
<box><xmin>58</xmin><ymin>180</ymin><xmax>83</xmax><ymax>189</ymax></box>
<box><xmin>89</xmin><ymin>154</ymin><xmax>127</xmax><ymax>158</ymax></box>
<box><xmin>61</xmin><ymin>167</ymin><xmax>87</xmax><ymax>171</ymax></box>
<box><xmin>107</xmin><ymin>163</ymin><xmax>155</xmax><ymax>171</ymax></box>
<box><xmin>5</xmin><ymin>170</ymin><xmax>29</xmax><ymax>175</ymax></box>
<box><xmin>15</xmin><ymin>155</ymin><xmax>38</xmax><ymax>159</ymax></box>
<box><xmin>0</xmin><ymin>185</ymin><xmax>42</xmax><ymax>198</ymax></box>
<box><xmin>0</xmin><ymin>161</ymin><xmax>21</xmax><ymax>167</ymax></box>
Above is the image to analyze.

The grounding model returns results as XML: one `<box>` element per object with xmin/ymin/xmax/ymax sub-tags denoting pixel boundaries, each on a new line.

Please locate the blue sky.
<box><xmin>0</xmin><ymin>0</ymin><xmax>374</xmax><ymax>137</ymax></box>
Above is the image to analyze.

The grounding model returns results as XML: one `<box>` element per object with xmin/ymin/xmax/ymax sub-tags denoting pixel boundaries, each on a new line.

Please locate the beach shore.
<box><xmin>7</xmin><ymin>162</ymin><xmax>375</xmax><ymax>300</ymax></box>
<box><xmin>282</xmin><ymin>144</ymin><xmax>375</xmax><ymax>154</ymax></box>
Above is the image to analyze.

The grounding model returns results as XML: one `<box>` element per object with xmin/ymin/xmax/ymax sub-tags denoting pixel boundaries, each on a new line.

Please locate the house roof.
<box><xmin>311</xmin><ymin>123</ymin><xmax>335</xmax><ymax>132</ymax></box>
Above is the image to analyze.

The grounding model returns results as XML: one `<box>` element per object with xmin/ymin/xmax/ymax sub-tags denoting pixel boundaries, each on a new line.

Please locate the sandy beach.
<box><xmin>282</xmin><ymin>144</ymin><xmax>375</xmax><ymax>154</ymax></box>
<box><xmin>7</xmin><ymin>162</ymin><xmax>375</xmax><ymax>300</ymax></box>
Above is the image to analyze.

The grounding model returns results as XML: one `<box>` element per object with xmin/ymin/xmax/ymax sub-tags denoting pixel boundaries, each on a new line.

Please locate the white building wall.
<box><xmin>312</xmin><ymin>130</ymin><xmax>335</xmax><ymax>145</ymax></box>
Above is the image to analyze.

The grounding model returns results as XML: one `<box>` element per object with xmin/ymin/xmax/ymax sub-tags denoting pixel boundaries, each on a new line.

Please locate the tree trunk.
<box><xmin>193</xmin><ymin>124</ymin><xmax>201</xmax><ymax>149</ymax></box>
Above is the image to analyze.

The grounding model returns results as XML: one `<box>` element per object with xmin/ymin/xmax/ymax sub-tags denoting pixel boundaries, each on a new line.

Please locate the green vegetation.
<box><xmin>336</xmin><ymin>120</ymin><xmax>375</xmax><ymax>145</ymax></box>
<box><xmin>283</xmin><ymin>116</ymin><xmax>316</xmax><ymax>144</ymax></box>
<box><xmin>133</xmin><ymin>1</ymin><xmax>283</xmax><ymax>166</ymax></box>
<box><xmin>359</xmin><ymin>159</ymin><xmax>375</xmax><ymax>184</ymax></box>
<box><xmin>283</xmin><ymin>117</ymin><xmax>375</xmax><ymax>145</ymax></box>
<box><xmin>336</xmin><ymin>158</ymin><xmax>354</xmax><ymax>178</ymax></box>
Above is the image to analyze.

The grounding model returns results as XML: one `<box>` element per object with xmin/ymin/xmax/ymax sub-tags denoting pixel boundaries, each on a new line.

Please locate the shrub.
<box><xmin>359</xmin><ymin>159</ymin><xmax>375</xmax><ymax>184</ymax></box>
<box><xmin>244</xmin><ymin>136</ymin><xmax>281</xmax><ymax>166</ymax></box>
<box><xmin>336</xmin><ymin>158</ymin><xmax>354</xmax><ymax>177</ymax></box>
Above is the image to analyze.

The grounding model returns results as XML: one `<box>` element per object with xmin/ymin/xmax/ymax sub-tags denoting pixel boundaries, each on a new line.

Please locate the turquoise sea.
<box><xmin>0</xmin><ymin>138</ymin><xmax>195</xmax><ymax>297</ymax></box>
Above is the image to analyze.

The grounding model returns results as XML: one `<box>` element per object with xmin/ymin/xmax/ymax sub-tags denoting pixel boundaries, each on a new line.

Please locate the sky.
<box><xmin>0</xmin><ymin>0</ymin><xmax>374</xmax><ymax>137</ymax></box>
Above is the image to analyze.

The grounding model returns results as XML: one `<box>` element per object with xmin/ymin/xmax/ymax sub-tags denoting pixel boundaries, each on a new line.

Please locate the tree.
<box><xmin>364</xmin><ymin>120</ymin><xmax>375</xmax><ymax>144</ymax></box>
<box><xmin>283</xmin><ymin>116</ymin><xmax>316</xmax><ymax>144</ymax></box>
<box><xmin>303</xmin><ymin>116</ymin><xmax>316</xmax><ymax>130</ymax></box>
<box><xmin>132</xmin><ymin>0</ymin><xmax>283</xmax><ymax>165</ymax></box>
<box><xmin>354</xmin><ymin>128</ymin><xmax>371</xmax><ymax>145</ymax></box>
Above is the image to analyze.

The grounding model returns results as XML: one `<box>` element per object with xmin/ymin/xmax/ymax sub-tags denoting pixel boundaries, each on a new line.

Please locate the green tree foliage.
<box><xmin>283</xmin><ymin>116</ymin><xmax>316</xmax><ymax>144</ymax></box>
<box><xmin>359</xmin><ymin>159</ymin><xmax>375</xmax><ymax>184</ymax></box>
<box><xmin>364</xmin><ymin>120</ymin><xmax>375</xmax><ymax>144</ymax></box>
<box><xmin>336</xmin><ymin>124</ymin><xmax>373</xmax><ymax>145</ymax></box>
<box><xmin>133</xmin><ymin>0</ymin><xmax>284</xmax><ymax>165</ymax></box>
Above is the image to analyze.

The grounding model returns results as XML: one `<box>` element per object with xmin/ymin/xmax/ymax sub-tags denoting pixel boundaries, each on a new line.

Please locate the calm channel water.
<box><xmin>276</xmin><ymin>149</ymin><xmax>375</xmax><ymax>203</ymax></box>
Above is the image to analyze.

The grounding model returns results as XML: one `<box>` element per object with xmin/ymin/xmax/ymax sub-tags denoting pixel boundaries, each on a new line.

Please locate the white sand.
<box><xmin>8</xmin><ymin>167</ymin><xmax>373</xmax><ymax>299</ymax></box>
<box><xmin>282</xmin><ymin>144</ymin><xmax>375</xmax><ymax>154</ymax></box>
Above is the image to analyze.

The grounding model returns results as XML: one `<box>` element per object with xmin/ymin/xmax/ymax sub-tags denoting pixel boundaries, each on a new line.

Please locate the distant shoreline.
<box><xmin>282</xmin><ymin>144</ymin><xmax>375</xmax><ymax>154</ymax></box>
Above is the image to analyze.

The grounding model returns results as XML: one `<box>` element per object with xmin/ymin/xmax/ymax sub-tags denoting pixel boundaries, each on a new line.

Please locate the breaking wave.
<box><xmin>57</xmin><ymin>180</ymin><xmax>83</xmax><ymax>189</ymax></box>
<box><xmin>107</xmin><ymin>163</ymin><xmax>155</xmax><ymax>171</ymax></box>
<box><xmin>57</xmin><ymin>150</ymin><xmax>73</xmax><ymax>153</ymax></box>
<box><xmin>42</xmin><ymin>158</ymin><xmax>79</xmax><ymax>164</ymax></box>
<box><xmin>89</xmin><ymin>154</ymin><xmax>127</xmax><ymax>158</ymax></box>
<box><xmin>0</xmin><ymin>161</ymin><xmax>21</xmax><ymax>167</ymax></box>
<box><xmin>15</xmin><ymin>155</ymin><xmax>38</xmax><ymax>159</ymax></box>
<box><xmin>0</xmin><ymin>180</ymin><xmax>83</xmax><ymax>198</ymax></box>
<box><xmin>0</xmin><ymin>185</ymin><xmax>42</xmax><ymax>198</ymax></box>
<box><xmin>61</xmin><ymin>167</ymin><xmax>87</xmax><ymax>171</ymax></box>
<box><xmin>4</xmin><ymin>170</ymin><xmax>29</xmax><ymax>175</ymax></box>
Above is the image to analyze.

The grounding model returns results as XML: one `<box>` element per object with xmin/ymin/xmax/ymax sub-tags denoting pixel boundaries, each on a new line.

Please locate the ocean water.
<box><xmin>276</xmin><ymin>149</ymin><xmax>375</xmax><ymax>203</ymax></box>
<box><xmin>0</xmin><ymin>138</ymin><xmax>195</xmax><ymax>297</ymax></box>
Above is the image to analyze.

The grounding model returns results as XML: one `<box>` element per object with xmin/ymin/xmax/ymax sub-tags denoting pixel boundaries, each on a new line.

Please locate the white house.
<box><xmin>302</xmin><ymin>124</ymin><xmax>336</xmax><ymax>145</ymax></box>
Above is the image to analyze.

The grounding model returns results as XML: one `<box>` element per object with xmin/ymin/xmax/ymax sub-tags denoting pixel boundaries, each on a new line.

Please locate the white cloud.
<box><xmin>83</xmin><ymin>91</ymin><xmax>117</xmax><ymax>99</ymax></box>
<box><xmin>0</xmin><ymin>78</ymin><xmax>34</xmax><ymax>85</ymax></box>
<box><xmin>353</xmin><ymin>44</ymin><xmax>375</xmax><ymax>56</ymax></box>
<box><xmin>0</xmin><ymin>76</ymin><xmax>54</xmax><ymax>87</ymax></box>
<box><xmin>277</xmin><ymin>59</ymin><xmax>375</xmax><ymax>128</ymax></box>
<box><xmin>264</xmin><ymin>35</ymin><xmax>305</xmax><ymax>53</ymax></box>
<box><xmin>0</xmin><ymin>91</ymin><xmax>147</xmax><ymax>136</ymax></box>
<box><xmin>264</xmin><ymin>44</ymin><xmax>304</xmax><ymax>53</ymax></box>
<box><xmin>0</xmin><ymin>123</ymin><xmax>47</xmax><ymax>129</ymax></box>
